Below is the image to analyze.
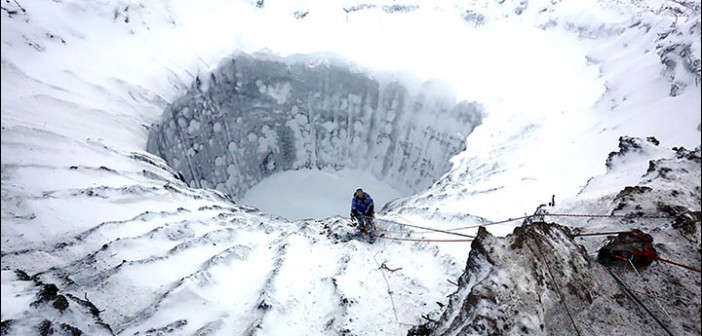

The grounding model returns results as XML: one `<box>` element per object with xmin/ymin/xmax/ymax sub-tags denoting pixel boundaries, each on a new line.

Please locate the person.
<box><xmin>350</xmin><ymin>188</ymin><xmax>376</xmax><ymax>243</ymax></box>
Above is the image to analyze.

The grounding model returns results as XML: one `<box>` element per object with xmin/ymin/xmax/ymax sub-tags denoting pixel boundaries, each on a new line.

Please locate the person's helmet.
<box><xmin>354</xmin><ymin>188</ymin><xmax>364</xmax><ymax>198</ymax></box>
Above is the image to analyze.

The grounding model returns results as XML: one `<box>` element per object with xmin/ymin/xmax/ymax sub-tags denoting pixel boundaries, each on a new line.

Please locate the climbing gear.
<box><xmin>346</xmin><ymin>214</ymin><xmax>377</xmax><ymax>244</ymax></box>
<box><xmin>574</xmin><ymin>230</ymin><xmax>701</xmax><ymax>273</ymax></box>
<box><xmin>357</xmin><ymin>214</ymin><xmax>377</xmax><ymax>244</ymax></box>
<box><xmin>594</xmin><ymin>230</ymin><xmax>657</xmax><ymax>268</ymax></box>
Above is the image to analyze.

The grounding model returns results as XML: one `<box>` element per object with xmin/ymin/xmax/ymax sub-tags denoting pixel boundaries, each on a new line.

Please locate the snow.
<box><xmin>1</xmin><ymin>0</ymin><xmax>700</xmax><ymax>335</ymax></box>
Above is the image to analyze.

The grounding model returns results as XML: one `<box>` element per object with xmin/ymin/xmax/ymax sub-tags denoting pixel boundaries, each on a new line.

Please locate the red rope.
<box><xmin>652</xmin><ymin>256</ymin><xmax>702</xmax><ymax>273</ymax></box>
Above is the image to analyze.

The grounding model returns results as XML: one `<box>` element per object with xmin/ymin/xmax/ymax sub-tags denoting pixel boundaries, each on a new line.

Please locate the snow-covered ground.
<box><xmin>2</xmin><ymin>0</ymin><xmax>699</xmax><ymax>335</ymax></box>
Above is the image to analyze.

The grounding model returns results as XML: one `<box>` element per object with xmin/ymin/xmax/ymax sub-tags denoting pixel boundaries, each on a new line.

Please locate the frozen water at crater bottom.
<box><xmin>240</xmin><ymin>168</ymin><xmax>406</xmax><ymax>220</ymax></box>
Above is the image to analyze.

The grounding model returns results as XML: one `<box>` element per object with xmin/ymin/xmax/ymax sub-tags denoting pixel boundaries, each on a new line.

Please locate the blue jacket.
<box><xmin>351</xmin><ymin>192</ymin><xmax>374</xmax><ymax>216</ymax></box>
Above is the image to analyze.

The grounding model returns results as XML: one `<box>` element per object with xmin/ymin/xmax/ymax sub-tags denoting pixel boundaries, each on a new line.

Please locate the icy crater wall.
<box><xmin>147</xmin><ymin>53</ymin><xmax>484</xmax><ymax>200</ymax></box>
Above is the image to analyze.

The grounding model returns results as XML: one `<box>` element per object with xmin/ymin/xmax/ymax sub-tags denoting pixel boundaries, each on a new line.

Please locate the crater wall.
<box><xmin>147</xmin><ymin>53</ymin><xmax>484</xmax><ymax>199</ymax></box>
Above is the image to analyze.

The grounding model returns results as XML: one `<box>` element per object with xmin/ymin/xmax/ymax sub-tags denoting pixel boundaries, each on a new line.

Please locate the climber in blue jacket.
<box><xmin>350</xmin><ymin>188</ymin><xmax>376</xmax><ymax>243</ymax></box>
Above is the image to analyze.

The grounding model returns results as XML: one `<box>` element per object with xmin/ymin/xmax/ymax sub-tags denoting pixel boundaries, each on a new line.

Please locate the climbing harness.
<box><xmin>349</xmin><ymin>215</ymin><xmax>378</xmax><ymax>243</ymax></box>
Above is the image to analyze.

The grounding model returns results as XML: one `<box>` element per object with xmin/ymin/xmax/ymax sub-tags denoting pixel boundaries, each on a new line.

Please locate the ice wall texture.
<box><xmin>147</xmin><ymin>53</ymin><xmax>484</xmax><ymax>199</ymax></box>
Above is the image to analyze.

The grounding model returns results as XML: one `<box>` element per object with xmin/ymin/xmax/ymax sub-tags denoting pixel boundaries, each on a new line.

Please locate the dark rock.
<box><xmin>31</xmin><ymin>284</ymin><xmax>60</xmax><ymax>307</ymax></box>
<box><xmin>1</xmin><ymin>320</ymin><xmax>14</xmax><ymax>336</ymax></box>
<box><xmin>37</xmin><ymin>320</ymin><xmax>53</xmax><ymax>336</ymax></box>
<box><xmin>53</xmin><ymin>295</ymin><xmax>69</xmax><ymax>313</ymax></box>
<box><xmin>60</xmin><ymin>323</ymin><xmax>83</xmax><ymax>336</ymax></box>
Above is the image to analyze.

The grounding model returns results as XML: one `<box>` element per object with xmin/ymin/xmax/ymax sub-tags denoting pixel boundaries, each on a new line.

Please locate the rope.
<box><xmin>373</xmin><ymin>251</ymin><xmax>399</xmax><ymax>322</ymax></box>
<box><xmin>377</xmin><ymin>229</ymin><xmax>416</xmax><ymax>234</ymax></box>
<box><xmin>546</xmin><ymin>213</ymin><xmax>673</xmax><ymax>219</ymax></box>
<box><xmin>604</xmin><ymin>267</ymin><xmax>675</xmax><ymax>336</ymax></box>
<box><xmin>626</xmin><ymin>258</ymin><xmax>674</xmax><ymax>323</ymax></box>
<box><xmin>528</xmin><ymin>232</ymin><xmax>583</xmax><ymax>336</ymax></box>
<box><xmin>380</xmin><ymin>236</ymin><xmax>473</xmax><ymax>243</ymax></box>
<box><xmin>428</xmin><ymin>215</ymin><xmax>532</xmax><ymax>233</ymax></box>
<box><xmin>411</xmin><ymin>212</ymin><xmax>674</xmax><ymax>234</ymax></box>
<box><xmin>377</xmin><ymin>211</ymin><xmax>674</xmax><ymax>235</ymax></box>
<box><xmin>652</xmin><ymin>256</ymin><xmax>702</xmax><ymax>273</ymax></box>
<box><xmin>570</xmin><ymin>231</ymin><xmax>632</xmax><ymax>237</ymax></box>
<box><xmin>368</xmin><ymin>216</ymin><xmax>476</xmax><ymax>239</ymax></box>
<box><xmin>347</xmin><ymin>210</ymin><xmax>690</xmax><ymax>333</ymax></box>
<box><xmin>357</xmin><ymin>210</ymin><xmax>675</xmax><ymax>238</ymax></box>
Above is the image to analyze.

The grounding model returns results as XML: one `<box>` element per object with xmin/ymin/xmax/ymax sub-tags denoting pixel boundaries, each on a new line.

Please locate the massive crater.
<box><xmin>146</xmin><ymin>52</ymin><xmax>484</xmax><ymax>205</ymax></box>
